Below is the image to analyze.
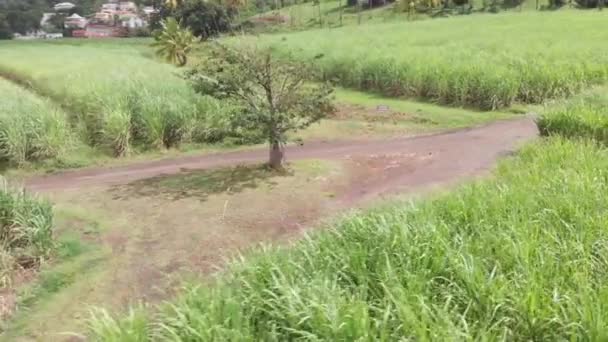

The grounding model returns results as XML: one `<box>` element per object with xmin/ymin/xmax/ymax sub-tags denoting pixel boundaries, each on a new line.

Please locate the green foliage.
<box><xmin>0</xmin><ymin>0</ymin><xmax>46</xmax><ymax>35</ymax></box>
<box><xmin>0</xmin><ymin>78</ymin><xmax>73</xmax><ymax>166</ymax></box>
<box><xmin>88</xmin><ymin>307</ymin><xmax>150</xmax><ymax>342</ymax></box>
<box><xmin>156</xmin><ymin>0</ymin><xmax>236</xmax><ymax>39</ymax></box>
<box><xmin>575</xmin><ymin>0</ymin><xmax>605</xmax><ymax>7</ymax></box>
<box><xmin>0</xmin><ymin>13</ymin><xmax>12</xmax><ymax>40</ymax></box>
<box><xmin>90</xmin><ymin>134</ymin><xmax>608</xmax><ymax>340</ymax></box>
<box><xmin>0</xmin><ymin>177</ymin><xmax>54</xmax><ymax>287</ymax></box>
<box><xmin>241</xmin><ymin>11</ymin><xmax>608</xmax><ymax>109</ymax></box>
<box><xmin>538</xmin><ymin>102</ymin><xmax>608</xmax><ymax>144</ymax></box>
<box><xmin>152</xmin><ymin>18</ymin><xmax>195</xmax><ymax>67</ymax></box>
<box><xmin>0</xmin><ymin>41</ymin><xmax>246</xmax><ymax>162</ymax></box>
<box><xmin>187</xmin><ymin>44</ymin><xmax>333</xmax><ymax>167</ymax></box>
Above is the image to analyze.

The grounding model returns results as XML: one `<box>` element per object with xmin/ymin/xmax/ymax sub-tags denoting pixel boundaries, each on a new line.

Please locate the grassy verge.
<box><xmin>241</xmin><ymin>10</ymin><xmax>608</xmax><ymax>109</ymax></box>
<box><xmin>537</xmin><ymin>87</ymin><xmax>608</xmax><ymax>144</ymax></box>
<box><xmin>0</xmin><ymin>177</ymin><xmax>54</xmax><ymax>288</ymax></box>
<box><xmin>0</xmin><ymin>78</ymin><xmax>77</xmax><ymax>167</ymax></box>
<box><xmin>0</xmin><ymin>206</ymin><xmax>109</xmax><ymax>339</ymax></box>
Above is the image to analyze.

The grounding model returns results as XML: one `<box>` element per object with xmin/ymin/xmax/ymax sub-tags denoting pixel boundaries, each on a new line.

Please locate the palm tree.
<box><xmin>151</xmin><ymin>18</ymin><xmax>195</xmax><ymax>67</ymax></box>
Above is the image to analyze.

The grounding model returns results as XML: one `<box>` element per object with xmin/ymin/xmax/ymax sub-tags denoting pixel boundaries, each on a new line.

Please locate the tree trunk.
<box><xmin>269</xmin><ymin>141</ymin><xmax>284</xmax><ymax>169</ymax></box>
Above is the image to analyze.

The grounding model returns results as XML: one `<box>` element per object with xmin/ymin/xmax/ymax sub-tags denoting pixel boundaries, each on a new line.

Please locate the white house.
<box><xmin>101</xmin><ymin>3</ymin><xmax>119</xmax><ymax>11</ymax></box>
<box><xmin>118</xmin><ymin>1</ymin><xmax>137</xmax><ymax>12</ymax></box>
<box><xmin>64</xmin><ymin>13</ymin><xmax>88</xmax><ymax>29</ymax></box>
<box><xmin>121</xmin><ymin>15</ymin><xmax>145</xmax><ymax>28</ymax></box>
<box><xmin>54</xmin><ymin>2</ymin><xmax>76</xmax><ymax>11</ymax></box>
<box><xmin>45</xmin><ymin>33</ymin><xmax>64</xmax><ymax>39</ymax></box>
<box><xmin>40</xmin><ymin>13</ymin><xmax>56</xmax><ymax>27</ymax></box>
<box><xmin>142</xmin><ymin>6</ymin><xmax>158</xmax><ymax>16</ymax></box>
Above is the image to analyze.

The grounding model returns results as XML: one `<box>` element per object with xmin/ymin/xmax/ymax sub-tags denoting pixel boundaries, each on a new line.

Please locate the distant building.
<box><xmin>142</xmin><ymin>6</ymin><xmax>158</xmax><ymax>16</ymax></box>
<box><xmin>121</xmin><ymin>16</ymin><xmax>145</xmax><ymax>28</ymax></box>
<box><xmin>40</xmin><ymin>13</ymin><xmax>56</xmax><ymax>28</ymax></box>
<box><xmin>85</xmin><ymin>24</ymin><xmax>127</xmax><ymax>38</ymax></box>
<box><xmin>118</xmin><ymin>2</ymin><xmax>137</xmax><ymax>12</ymax></box>
<box><xmin>93</xmin><ymin>12</ymin><xmax>114</xmax><ymax>25</ymax></box>
<box><xmin>101</xmin><ymin>3</ymin><xmax>119</xmax><ymax>11</ymax></box>
<box><xmin>45</xmin><ymin>33</ymin><xmax>64</xmax><ymax>39</ymax></box>
<box><xmin>64</xmin><ymin>13</ymin><xmax>88</xmax><ymax>29</ymax></box>
<box><xmin>54</xmin><ymin>2</ymin><xmax>76</xmax><ymax>11</ymax></box>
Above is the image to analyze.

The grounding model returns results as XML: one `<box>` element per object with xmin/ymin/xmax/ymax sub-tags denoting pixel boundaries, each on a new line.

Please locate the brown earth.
<box><xmin>26</xmin><ymin>117</ymin><xmax>538</xmax><ymax>194</ymax></box>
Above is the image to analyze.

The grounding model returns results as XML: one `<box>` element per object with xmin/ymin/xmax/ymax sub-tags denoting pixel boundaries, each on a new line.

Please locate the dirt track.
<box><xmin>27</xmin><ymin>117</ymin><xmax>539</xmax><ymax>195</ymax></box>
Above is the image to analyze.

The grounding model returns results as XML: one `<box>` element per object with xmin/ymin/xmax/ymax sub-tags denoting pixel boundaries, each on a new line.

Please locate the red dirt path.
<box><xmin>26</xmin><ymin>117</ymin><xmax>538</xmax><ymax>195</ymax></box>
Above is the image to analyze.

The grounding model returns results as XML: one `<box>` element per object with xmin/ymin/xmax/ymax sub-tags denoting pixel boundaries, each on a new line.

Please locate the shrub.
<box><xmin>575</xmin><ymin>0</ymin><xmax>605</xmax><ymax>7</ymax></box>
<box><xmin>0</xmin><ymin>177</ymin><xmax>54</xmax><ymax>287</ymax></box>
<box><xmin>156</xmin><ymin>0</ymin><xmax>236</xmax><ymax>39</ymax></box>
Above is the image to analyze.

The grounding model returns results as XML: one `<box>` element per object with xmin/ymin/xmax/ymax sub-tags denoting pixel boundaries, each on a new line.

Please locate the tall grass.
<box><xmin>0</xmin><ymin>41</ymin><xmax>233</xmax><ymax>160</ymax></box>
<box><xmin>242</xmin><ymin>11</ymin><xmax>608</xmax><ymax>109</ymax></box>
<box><xmin>89</xmin><ymin>133</ymin><xmax>608</xmax><ymax>340</ymax></box>
<box><xmin>0</xmin><ymin>78</ymin><xmax>73</xmax><ymax>166</ymax></box>
<box><xmin>0</xmin><ymin>177</ymin><xmax>54</xmax><ymax>287</ymax></box>
<box><xmin>537</xmin><ymin>90</ymin><xmax>608</xmax><ymax>144</ymax></box>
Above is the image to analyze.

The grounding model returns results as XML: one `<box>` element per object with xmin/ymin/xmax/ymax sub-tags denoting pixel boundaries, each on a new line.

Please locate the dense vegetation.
<box><xmin>538</xmin><ymin>101</ymin><xmax>608</xmax><ymax>144</ymax></box>
<box><xmin>0</xmin><ymin>78</ymin><xmax>73</xmax><ymax>166</ymax></box>
<box><xmin>0</xmin><ymin>41</ymin><xmax>250</xmax><ymax>163</ymax></box>
<box><xmin>0</xmin><ymin>177</ymin><xmax>54</xmax><ymax>287</ymax></box>
<box><xmin>247</xmin><ymin>11</ymin><xmax>608</xmax><ymax>109</ymax></box>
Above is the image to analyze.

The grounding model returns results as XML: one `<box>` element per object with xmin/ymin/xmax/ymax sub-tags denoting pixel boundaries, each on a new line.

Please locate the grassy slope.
<box><xmin>241</xmin><ymin>10</ymin><xmax>608</xmax><ymax>109</ymax></box>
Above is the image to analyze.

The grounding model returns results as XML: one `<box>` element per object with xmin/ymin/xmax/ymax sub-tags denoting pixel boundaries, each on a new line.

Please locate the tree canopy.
<box><xmin>186</xmin><ymin>44</ymin><xmax>334</xmax><ymax>168</ymax></box>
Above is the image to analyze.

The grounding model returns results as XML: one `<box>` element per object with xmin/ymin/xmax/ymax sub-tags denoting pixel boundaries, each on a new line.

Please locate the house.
<box><xmin>85</xmin><ymin>24</ymin><xmax>127</xmax><ymax>38</ymax></box>
<box><xmin>118</xmin><ymin>2</ymin><xmax>137</xmax><ymax>12</ymax></box>
<box><xmin>45</xmin><ymin>33</ymin><xmax>64</xmax><ymax>39</ymax></box>
<box><xmin>142</xmin><ymin>6</ymin><xmax>158</xmax><ymax>16</ymax></box>
<box><xmin>93</xmin><ymin>12</ymin><xmax>114</xmax><ymax>25</ymax></box>
<box><xmin>40</xmin><ymin>13</ymin><xmax>56</xmax><ymax>28</ymax></box>
<box><xmin>64</xmin><ymin>13</ymin><xmax>88</xmax><ymax>29</ymax></box>
<box><xmin>101</xmin><ymin>3</ymin><xmax>119</xmax><ymax>11</ymax></box>
<box><xmin>54</xmin><ymin>2</ymin><xmax>76</xmax><ymax>11</ymax></box>
<box><xmin>121</xmin><ymin>16</ymin><xmax>145</xmax><ymax>28</ymax></box>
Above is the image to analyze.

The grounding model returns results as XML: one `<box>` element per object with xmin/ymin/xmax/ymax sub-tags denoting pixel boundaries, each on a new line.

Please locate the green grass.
<box><xmin>335</xmin><ymin>87</ymin><xmax>518</xmax><ymax>127</ymax></box>
<box><xmin>0</xmin><ymin>78</ymin><xmax>75</xmax><ymax>167</ymax></box>
<box><xmin>89</xmin><ymin>133</ymin><xmax>608</xmax><ymax>340</ymax></box>
<box><xmin>537</xmin><ymin>87</ymin><xmax>608</xmax><ymax>144</ymax></box>
<box><xmin>0</xmin><ymin>40</ymin><xmax>233</xmax><ymax>159</ymax></box>
<box><xmin>240</xmin><ymin>10</ymin><xmax>608</xmax><ymax>109</ymax></box>
<box><xmin>0</xmin><ymin>177</ymin><xmax>54</xmax><ymax>288</ymax></box>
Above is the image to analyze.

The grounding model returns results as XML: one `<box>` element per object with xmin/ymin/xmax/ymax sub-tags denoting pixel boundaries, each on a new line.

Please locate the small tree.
<box><xmin>152</xmin><ymin>18</ymin><xmax>195</xmax><ymax>67</ymax></box>
<box><xmin>186</xmin><ymin>44</ymin><xmax>334</xmax><ymax>169</ymax></box>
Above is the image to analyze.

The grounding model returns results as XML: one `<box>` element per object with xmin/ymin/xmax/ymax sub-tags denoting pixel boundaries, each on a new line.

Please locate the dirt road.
<box><xmin>26</xmin><ymin>117</ymin><xmax>538</xmax><ymax>193</ymax></box>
